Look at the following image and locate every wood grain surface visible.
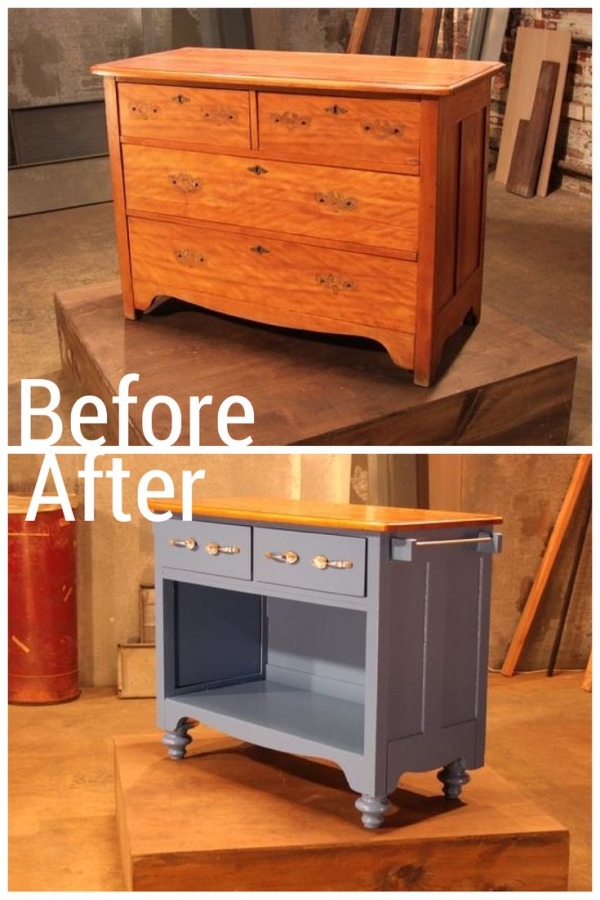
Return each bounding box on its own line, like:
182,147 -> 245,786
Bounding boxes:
114,732 -> 569,892
92,47 -> 504,96
54,281 -> 576,446
506,61 -> 560,199
122,144 -> 420,252
148,496 -> 502,530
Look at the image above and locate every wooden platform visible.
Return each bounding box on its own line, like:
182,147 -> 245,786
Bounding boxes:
114,730 -> 569,892
55,282 -> 576,445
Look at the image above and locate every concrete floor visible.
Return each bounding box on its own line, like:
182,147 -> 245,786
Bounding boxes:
8,672 -> 591,891
8,179 -> 592,446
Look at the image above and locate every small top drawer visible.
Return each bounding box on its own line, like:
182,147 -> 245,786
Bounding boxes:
253,527 -> 366,598
158,518 -> 251,580
118,82 -> 251,148
258,92 -> 421,173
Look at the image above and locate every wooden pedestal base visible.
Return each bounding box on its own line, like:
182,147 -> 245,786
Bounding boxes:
55,282 -> 575,445
114,732 -> 569,892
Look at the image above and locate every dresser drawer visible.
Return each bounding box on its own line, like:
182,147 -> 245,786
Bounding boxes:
253,528 -> 366,598
128,217 -> 417,336
118,83 -> 251,148
123,144 -> 419,254
258,92 -> 421,173
159,519 -> 251,580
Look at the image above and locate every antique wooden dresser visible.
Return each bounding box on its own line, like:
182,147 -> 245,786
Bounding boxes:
151,497 -> 502,828
92,49 -> 503,385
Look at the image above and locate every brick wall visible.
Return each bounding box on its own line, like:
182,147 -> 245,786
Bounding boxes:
439,8 -> 592,195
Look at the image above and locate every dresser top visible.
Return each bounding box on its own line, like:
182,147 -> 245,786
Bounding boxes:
91,47 -> 503,96
151,497 -> 502,532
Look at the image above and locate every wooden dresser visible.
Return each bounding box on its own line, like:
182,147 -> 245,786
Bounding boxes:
151,497 -> 502,828
92,49 -> 502,386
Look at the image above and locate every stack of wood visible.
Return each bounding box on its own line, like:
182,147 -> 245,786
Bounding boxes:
496,27 -> 572,199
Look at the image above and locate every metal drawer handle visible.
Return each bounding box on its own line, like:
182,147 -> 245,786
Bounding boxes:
312,555 -> 353,570
205,542 -> 240,556
169,538 -> 197,551
414,536 -> 494,548
264,550 -> 299,565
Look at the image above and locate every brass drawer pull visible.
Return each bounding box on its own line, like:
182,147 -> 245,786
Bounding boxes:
169,172 -> 202,193
315,191 -> 357,212
204,542 -> 240,556
172,93 -> 191,104
250,245 -> 271,255
312,555 -> 353,570
248,165 -> 269,176
264,550 -> 299,565
169,538 -> 197,551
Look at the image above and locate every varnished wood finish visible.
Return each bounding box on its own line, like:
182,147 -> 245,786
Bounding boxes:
149,496 -> 502,531
102,77 -> 135,319
122,144 -> 420,252
117,82 -> 251,147
257,92 -> 421,173
92,48 -> 504,96
128,217 -> 417,368
94,49 -> 502,384
115,734 -> 569,892
55,282 -> 575,447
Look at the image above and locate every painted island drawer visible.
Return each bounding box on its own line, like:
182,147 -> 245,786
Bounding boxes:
118,82 -> 251,147
258,92 -> 421,173
122,144 -> 419,254
160,518 -> 251,580
128,217 -> 418,337
253,527 -> 367,598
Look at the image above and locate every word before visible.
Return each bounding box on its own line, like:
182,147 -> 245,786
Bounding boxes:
21,374 -> 254,447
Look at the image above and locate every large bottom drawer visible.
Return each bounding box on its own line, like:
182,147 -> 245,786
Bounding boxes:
128,217 -> 417,366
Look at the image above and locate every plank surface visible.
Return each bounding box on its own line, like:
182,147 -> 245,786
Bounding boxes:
506,61 -> 560,199
115,732 -> 569,892
346,9 -> 371,54
148,496 -> 502,531
91,47 -> 503,96
495,27 -> 571,195
54,282 -> 576,447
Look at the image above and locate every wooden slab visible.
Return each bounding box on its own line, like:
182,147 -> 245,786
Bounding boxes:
114,731 -> 569,892
54,281 -> 576,446
495,27 -> 571,196
507,61 -> 560,199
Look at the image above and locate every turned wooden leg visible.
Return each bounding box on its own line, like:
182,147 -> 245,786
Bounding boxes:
355,794 -> 391,829
437,758 -> 471,799
162,717 -> 196,760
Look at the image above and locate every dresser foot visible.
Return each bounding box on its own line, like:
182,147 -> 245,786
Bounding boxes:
162,717 -> 196,760
355,794 -> 391,829
437,758 -> 471,799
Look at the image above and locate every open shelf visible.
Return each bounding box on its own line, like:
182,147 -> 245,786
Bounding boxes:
170,679 -> 365,756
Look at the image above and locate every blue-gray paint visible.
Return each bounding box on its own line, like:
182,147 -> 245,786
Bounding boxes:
155,513 -> 501,828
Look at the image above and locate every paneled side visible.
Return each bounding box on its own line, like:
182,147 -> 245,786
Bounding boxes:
456,107 -> 485,288
435,122 -> 460,308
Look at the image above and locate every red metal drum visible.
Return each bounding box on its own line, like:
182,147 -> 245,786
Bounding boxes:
8,495 -> 80,704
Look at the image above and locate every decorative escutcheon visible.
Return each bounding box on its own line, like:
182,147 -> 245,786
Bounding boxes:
130,102 -> 160,119
169,538 -> 197,551
264,550 -> 299,565
362,119 -> 405,140
315,191 -> 357,212
271,111 -> 311,130
172,93 -> 191,104
247,165 -> 269,176
199,106 -> 238,124
175,248 -> 206,267
325,104 -> 348,116
169,172 -> 202,193
204,542 -> 240,556
312,555 -> 353,570
250,244 -> 271,255
317,274 -> 356,295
